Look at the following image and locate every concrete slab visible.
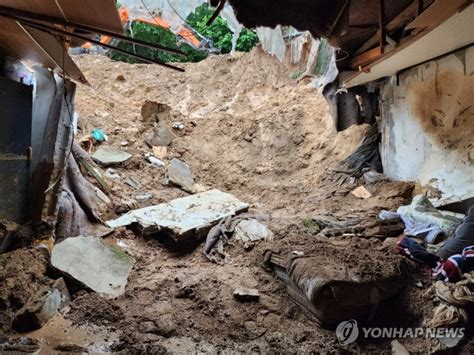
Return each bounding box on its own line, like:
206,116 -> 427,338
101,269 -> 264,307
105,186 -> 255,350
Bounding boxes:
106,189 -> 249,240
51,236 -> 133,297
92,146 -> 132,167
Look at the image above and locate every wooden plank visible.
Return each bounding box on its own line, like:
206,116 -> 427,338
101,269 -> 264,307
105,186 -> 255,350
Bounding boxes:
406,0 -> 469,30
350,46 -> 383,68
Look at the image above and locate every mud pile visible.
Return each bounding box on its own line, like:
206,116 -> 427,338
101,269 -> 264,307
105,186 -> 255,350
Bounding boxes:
74,49 -> 369,219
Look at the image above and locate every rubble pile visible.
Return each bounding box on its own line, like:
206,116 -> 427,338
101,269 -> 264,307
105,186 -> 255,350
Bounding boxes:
0,49 -> 472,354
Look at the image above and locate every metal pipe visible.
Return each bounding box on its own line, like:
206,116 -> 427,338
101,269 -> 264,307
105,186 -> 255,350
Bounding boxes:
0,5 -> 185,56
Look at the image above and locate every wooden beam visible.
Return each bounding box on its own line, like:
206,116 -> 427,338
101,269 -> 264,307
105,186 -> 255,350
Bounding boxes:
354,1 -> 420,55
350,46 -> 384,69
378,0 -> 386,53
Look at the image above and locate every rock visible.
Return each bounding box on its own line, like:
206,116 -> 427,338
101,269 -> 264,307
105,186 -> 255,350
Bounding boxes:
152,146 -> 168,160
141,101 -> 172,123
172,122 -> 184,130
155,314 -> 177,338
54,343 -> 89,353
12,278 -> 70,332
145,123 -> 174,147
106,189 -> 249,241
233,288 -> 260,302
165,158 -> 196,193
135,193 -> 154,203
92,147 -> 132,167
51,236 -> 134,297
125,177 -> 140,190
351,185 -> 372,199
391,340 -> 409,355
234,219 -> 274,244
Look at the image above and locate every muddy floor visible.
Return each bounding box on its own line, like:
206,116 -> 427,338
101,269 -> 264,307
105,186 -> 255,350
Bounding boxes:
1,49 -> 473,353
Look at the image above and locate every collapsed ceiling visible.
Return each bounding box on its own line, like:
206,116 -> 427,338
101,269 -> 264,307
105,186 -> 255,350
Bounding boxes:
226,0 -> 470,73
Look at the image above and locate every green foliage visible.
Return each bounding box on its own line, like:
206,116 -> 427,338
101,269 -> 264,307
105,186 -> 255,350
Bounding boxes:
111,3 -> 258,64
112,22 -> 207,64
187,4 -> 258,54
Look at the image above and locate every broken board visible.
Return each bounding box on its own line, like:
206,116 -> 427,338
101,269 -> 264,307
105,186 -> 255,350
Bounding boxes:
106,189 -> 249,240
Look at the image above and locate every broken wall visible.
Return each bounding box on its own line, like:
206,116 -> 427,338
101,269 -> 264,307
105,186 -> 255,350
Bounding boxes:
380,45 -> 474,207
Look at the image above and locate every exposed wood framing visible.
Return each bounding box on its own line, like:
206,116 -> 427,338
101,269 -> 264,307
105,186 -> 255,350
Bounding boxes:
378,0 -> 386,53
350,46 -> 383,69
354,1 -> 420,55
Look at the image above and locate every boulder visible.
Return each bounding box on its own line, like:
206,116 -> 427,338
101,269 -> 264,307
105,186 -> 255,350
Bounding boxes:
145,123 -> 174,147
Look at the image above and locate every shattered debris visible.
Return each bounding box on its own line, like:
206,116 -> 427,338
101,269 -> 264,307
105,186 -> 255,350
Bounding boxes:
51,236 -> 134,297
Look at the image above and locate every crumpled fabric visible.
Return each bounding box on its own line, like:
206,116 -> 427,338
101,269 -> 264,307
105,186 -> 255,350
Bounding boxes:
426,273 -> 474,329
380,196 -> 465,244
434,273 -> 474,306
203,213 -> 257,262
427,304 -> 468,328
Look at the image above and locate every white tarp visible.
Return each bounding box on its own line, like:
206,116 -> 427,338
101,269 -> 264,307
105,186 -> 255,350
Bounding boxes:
256,26 -> 286,62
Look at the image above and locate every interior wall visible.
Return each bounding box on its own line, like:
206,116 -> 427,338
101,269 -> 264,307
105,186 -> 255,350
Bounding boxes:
380,46 -> 474,207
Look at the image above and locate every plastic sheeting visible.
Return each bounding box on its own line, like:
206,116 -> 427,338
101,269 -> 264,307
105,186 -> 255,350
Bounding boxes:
256,26 -> 286,62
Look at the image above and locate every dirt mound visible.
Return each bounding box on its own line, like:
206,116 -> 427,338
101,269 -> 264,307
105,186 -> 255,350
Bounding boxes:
66,50 -> 434,353
0,248 -> 50,335
74,49 -> 368,219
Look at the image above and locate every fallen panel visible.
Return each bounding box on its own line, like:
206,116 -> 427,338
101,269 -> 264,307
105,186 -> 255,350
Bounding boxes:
106,189 -> 249,240
51,236 -> 133,297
